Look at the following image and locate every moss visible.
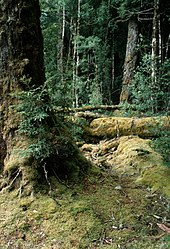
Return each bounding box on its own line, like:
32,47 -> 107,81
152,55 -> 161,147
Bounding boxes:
0,116 -> 169,248
0,169 -> 169,249
86,116 -> 169,138
4,138 -> 32,172
87,135 -> 170,197
138,166 -> 170,196
19,197 -> 34,211
29,196 -> 59,216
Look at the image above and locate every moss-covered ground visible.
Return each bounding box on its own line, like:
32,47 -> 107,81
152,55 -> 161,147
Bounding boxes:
0,161 -> 170,248
0,115 -> 170,249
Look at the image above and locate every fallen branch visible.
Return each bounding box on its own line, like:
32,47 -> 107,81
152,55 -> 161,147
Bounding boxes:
54,105 -> 120,114
74,111 -> 107,120
157,223 -> 170,234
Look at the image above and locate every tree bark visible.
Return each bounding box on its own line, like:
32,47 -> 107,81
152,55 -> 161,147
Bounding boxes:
151,0 -> 159,86
57,3 -> 65,83
0,0 -> 89,193
120,17 -> 138,102
0,0 -> 45,169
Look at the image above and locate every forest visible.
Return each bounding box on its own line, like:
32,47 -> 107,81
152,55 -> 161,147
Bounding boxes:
41,0 -> 170,110
0,0 -> 170,248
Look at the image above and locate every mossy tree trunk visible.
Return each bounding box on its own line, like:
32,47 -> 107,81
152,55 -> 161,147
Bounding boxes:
0,0 -> 88,194
0,0 -> 45,192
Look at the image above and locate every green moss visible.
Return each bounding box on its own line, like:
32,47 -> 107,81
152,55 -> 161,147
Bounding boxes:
0,134 -> 170,249
19,197 -> 33,211
86,116 -> 169,138
91,135 -> 170,198
0,115 -> 165,248
138,166 -> 170,196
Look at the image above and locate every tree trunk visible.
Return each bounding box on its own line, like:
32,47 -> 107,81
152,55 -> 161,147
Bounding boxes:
57,3 -> 65,84
0,0 -> 44,181
151,0 -> 159,85
150,0 -> 160,113
84,116 -> 169,139
72,0 -> 81,108
120,17 -> 138,102
160,0 -> 170,61
0,0 -> 89,194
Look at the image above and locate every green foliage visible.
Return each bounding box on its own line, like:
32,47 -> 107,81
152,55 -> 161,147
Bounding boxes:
152,130 -> 170,165
68,117 -> 88,142
14,81 -> 88,181
15,85 -> 54,161
88,82 -> 103,106
40,0 -> 122,107
40,0 -> 170,108
129,55 -> 170,164
161,236 -> 170,249
40,0 -> 73,107
130,55 -> 170,114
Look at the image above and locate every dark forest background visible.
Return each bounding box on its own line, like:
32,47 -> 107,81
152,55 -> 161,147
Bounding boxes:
40,0 -> 170,114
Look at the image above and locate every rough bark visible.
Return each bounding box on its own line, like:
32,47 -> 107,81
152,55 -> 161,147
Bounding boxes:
0,0 -> 89,193
120,17 -> 138,102
0,0 -> 44,169
0,0 -> 45,193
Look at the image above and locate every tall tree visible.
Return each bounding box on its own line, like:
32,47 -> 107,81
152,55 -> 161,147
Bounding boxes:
0,0 -> 45,185
40,0 -> 169,107
120,17 -> 139,102
151,0 -> 159,85
0,0 -> 88,194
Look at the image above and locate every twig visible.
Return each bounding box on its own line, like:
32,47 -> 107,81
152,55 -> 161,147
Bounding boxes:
8,169 -> 21,189
43,163 -> 52,195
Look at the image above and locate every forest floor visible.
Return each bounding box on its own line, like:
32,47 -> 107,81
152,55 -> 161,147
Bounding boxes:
0,115 -> 170,249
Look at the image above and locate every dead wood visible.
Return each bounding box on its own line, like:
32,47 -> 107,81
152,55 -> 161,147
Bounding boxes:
54,105 -> 120,114
84,116 -> 170,139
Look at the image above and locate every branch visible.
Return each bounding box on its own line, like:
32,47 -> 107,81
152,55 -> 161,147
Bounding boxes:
54,105 -> 120,114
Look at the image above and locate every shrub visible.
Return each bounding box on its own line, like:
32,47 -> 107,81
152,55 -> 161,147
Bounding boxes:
130,55 -> 170,115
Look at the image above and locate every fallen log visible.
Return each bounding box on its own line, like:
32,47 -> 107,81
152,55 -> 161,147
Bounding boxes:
74,111 -> 107,121
54,105 -> 120,114
84,116 -> 170,138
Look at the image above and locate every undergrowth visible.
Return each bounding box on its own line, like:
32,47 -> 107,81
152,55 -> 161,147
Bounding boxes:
152,130 -> 170,166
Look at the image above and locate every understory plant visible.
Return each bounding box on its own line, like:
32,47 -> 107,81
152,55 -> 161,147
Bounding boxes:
11,80 -> 89,185
15,84 -> 54,161
128,55 -> 170,165
152,129 -> 170,166
129,55 -> 170,115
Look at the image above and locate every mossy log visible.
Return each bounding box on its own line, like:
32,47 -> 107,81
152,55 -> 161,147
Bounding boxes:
84,116 -> 170,138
